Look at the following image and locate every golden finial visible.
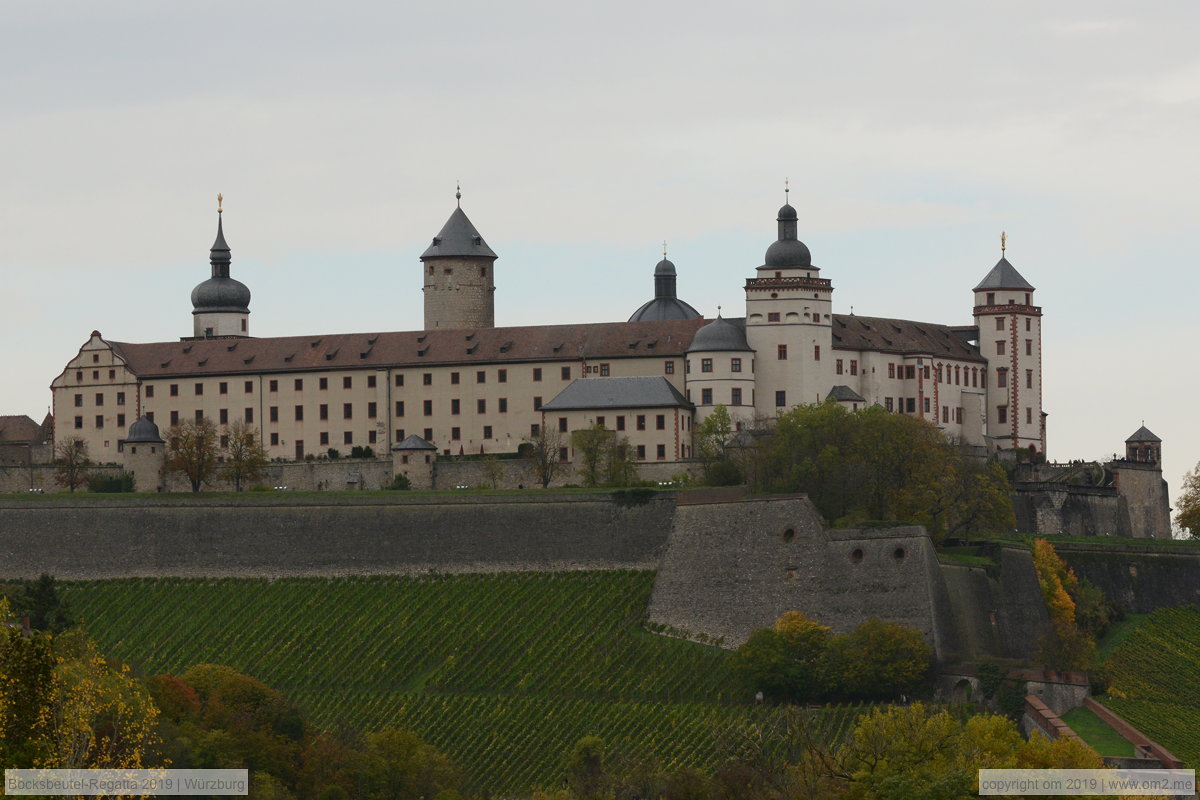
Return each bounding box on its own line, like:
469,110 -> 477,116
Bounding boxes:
662,240 -> 668,259
1001,230 -> 1006,253
217,193 -> 223,214
784,177 -> 789,200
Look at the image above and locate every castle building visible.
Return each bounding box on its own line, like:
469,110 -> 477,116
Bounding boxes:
49,190 -> 1046,471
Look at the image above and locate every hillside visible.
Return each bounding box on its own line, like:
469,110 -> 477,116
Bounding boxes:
63,571 -> 844,794
1099,605 -> 1200,766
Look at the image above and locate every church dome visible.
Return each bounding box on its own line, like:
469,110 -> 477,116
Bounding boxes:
125,415 -> 164,444
764,238 -> 812,268
687,316 -> 752,352
628,252 -> 700,322
654,258 -> 676,276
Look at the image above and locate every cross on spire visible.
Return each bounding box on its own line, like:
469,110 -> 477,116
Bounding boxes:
662,240 -> 668,259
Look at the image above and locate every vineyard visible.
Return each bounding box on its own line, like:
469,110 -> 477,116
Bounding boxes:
1100,605 -> 1200,766
62,572 -> 866,793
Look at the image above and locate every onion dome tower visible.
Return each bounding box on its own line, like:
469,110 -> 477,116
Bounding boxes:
420,185 -> 498,330
628,243 -> 701,322
191,194 -> 251,338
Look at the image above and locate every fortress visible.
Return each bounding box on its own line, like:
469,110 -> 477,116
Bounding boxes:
47,187 -> 1046,487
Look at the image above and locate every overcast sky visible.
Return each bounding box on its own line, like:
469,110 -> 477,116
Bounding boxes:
4,1 -> 1198,515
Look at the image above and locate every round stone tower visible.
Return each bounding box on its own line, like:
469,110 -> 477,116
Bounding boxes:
420,188 -> 497,330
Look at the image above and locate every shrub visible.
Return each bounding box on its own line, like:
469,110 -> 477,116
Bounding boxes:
86,471 -> 135,493
387,474 -> 412,491
326,448 -> 341,460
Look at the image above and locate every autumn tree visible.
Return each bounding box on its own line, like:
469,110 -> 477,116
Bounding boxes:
1031,538 -> 1097,671
1176,462 -> 1200,536
479,454 -> 504,489
523,424 -> 566,489
220,420 -> 269,491
824,617 -> 932,700
52,436 -> 91,492
733,611 -> 834,703
166,416 -> 220,492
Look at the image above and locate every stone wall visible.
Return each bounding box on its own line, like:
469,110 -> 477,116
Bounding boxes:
647,497 -> 959,658
0,493 -> 675,580
1012,484 -> 1130,538
1054,541 -> 1200,613
1110,462 -> 1172,540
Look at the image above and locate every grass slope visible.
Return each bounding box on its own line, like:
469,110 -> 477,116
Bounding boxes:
63,571 -> 819,793
1099,606 -> 1200,766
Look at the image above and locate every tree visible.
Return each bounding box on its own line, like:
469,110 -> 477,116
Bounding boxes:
1176,463 -> 1200,536
523,424 -> 565,489
824,617 -> 931,700
16,574 -> 75,633
572,424 -> 612,487
479,454 -> 504,489
694,404 -> 736,483
53,436 -> 91,492
221,420 -> 269,491
733,611 -> 834,703
166,417 -> 220,492
603,436 -> 639,487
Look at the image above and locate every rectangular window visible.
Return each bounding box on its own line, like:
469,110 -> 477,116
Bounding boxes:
923,397 -> 930,413
767,312 -> 781,322
656,414 -> 665,430
395,401 -> 405,417
906,365 -> 916,379
295,405 -> 304,421
995,317 -> 1005,330
294,378 -> 303,391
424,399 -> 433,416
942,406 -> 949,423
343,403 -> 353,419
95,392 -> 105,406
731,387 -> 742,405
367,402 -> 377,419
885,397 -> 894,412
956,407 -> 963,424
342,376 -> 352,389
530,423 -> 540,437
96,414 -> 105,429
451,398 -> 461,415
367,375 -> 376,388
533,368 -> 542,381
656,444 -> 666,460
561,366 -> 571,380
477,399 -> 486,414
849,359 -> 858,376
451,372 -> 460,385
906,398 -> 916,413
344,431 -> 353,445
596,416 -> 605,427
117,413 -> 126,427
775,390 -> 786,407
636,444 -> 646,460
269,380 -> 278,392
814,345 -> 820,361
476,370 -> 485,384
170,384 -> 179,396
245,408 -> 253,423
558,417 -> 568,432
498,398 -> 508,413
271,432 -> 279,446
219,408 -> 228,425
888,363 -> 895,379
483,425 -> 493,439
996,340 -> 1006,355
534,396 -> 543,410
701,388 -> 713,405
394,429 -> 404,442
245,381 -> 253,393
559,447 -> 569,463
108,368 -> 115,379
320,404 -> 329,420
616,415 -> 625,431
321,377 -> 329,390
74,394 -> 83,407
394,374 -> 403,387
997,370 -> 1008,388
1026,370 -> 1033,389
320,432 -> 329,446
270,406 -> 279,422
451,427 -> 461,440
218,383 -> 227,395
701,358 -> 713,373
146,385 -> 155,398
923,366 -> 930,379
423,373 -> 432,386
836,359 -> 843,375
664,361 -> 675,374
599,363 -> 609,376
731,357 -> 741,373
998,406 -> 1008,423
1026,339 -> 1032,356
1026,407 -> 1032,424
777,344 -> 788,360
74,416 -> 83,429
498,369 -> 507,383
194,410 -> 203,423
424,428 -> 433,441
636,415 -> 646,431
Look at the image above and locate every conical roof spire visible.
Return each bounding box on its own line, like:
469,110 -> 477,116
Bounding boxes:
420,189 -> 498,259
210,193 -> 231,278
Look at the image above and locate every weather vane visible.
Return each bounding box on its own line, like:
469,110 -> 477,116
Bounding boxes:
217,193 -> 223,214
1001,231 -> 1006,253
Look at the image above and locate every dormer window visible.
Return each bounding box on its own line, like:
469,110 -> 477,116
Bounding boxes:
432,236 -> 441,245
472,236 -> 482,245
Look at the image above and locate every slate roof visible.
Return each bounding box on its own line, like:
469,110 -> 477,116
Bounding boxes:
973,257 -> 1035,291
105,318 -> 709,379
628,296 -> 701,322
831,315 -> 987,362
393,434 -> 437,451
826,385 -> 866,403
688,316 -> 752,352
541,376 -> 692,411
420,207 -> 498,259
1126,425 -> 1161,443
0,415 -> 40,444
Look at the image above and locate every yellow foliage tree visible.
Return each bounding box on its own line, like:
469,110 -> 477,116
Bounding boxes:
1176,463 -> 1200,536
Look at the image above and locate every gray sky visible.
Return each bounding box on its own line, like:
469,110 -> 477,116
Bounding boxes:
4,1 -> 1198,513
